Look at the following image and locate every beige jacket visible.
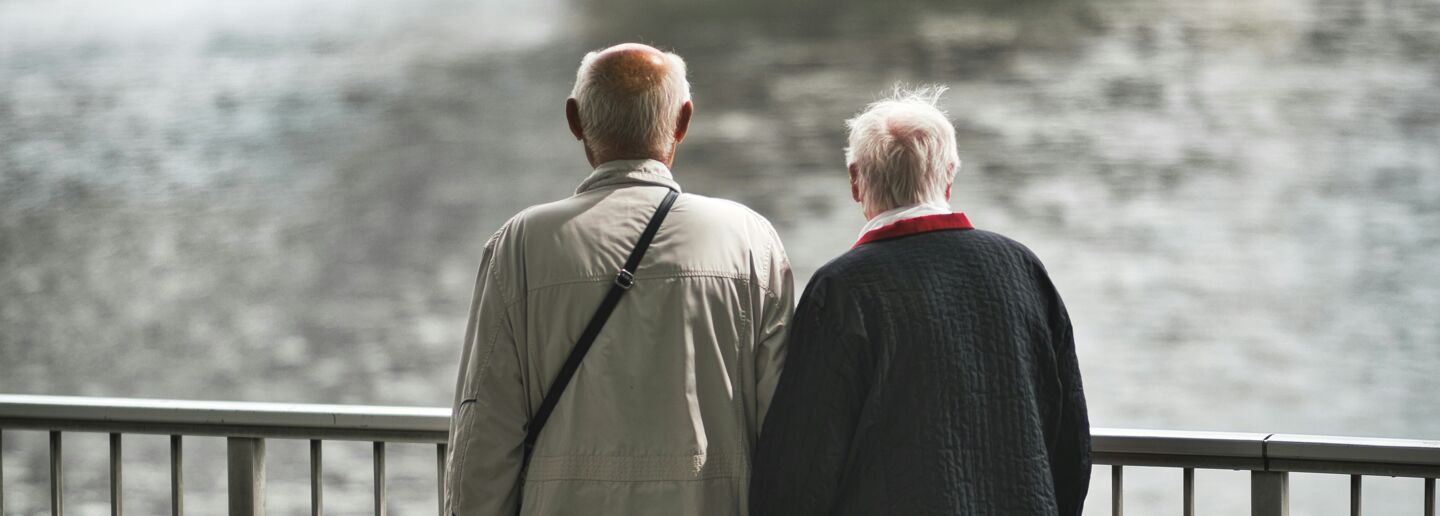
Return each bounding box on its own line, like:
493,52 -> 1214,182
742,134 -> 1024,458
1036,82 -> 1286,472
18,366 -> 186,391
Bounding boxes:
445,159 -> 794,516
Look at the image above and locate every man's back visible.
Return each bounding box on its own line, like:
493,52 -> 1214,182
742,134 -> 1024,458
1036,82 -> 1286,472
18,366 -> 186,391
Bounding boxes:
447,159 -> 792,515
751,228 -> 1089,516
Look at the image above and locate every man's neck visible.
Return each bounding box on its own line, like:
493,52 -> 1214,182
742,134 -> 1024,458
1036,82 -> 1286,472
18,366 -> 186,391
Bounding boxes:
587,152 -> 672,169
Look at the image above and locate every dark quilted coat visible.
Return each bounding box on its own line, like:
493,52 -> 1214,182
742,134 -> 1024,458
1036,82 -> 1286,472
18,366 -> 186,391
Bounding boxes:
750,227 -> 1091,516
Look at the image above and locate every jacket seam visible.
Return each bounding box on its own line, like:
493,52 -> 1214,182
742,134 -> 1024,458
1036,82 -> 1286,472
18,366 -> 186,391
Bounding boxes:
450,294 -> 522,499
447,400 -> 478,509
523,452 -> 751,482
523,476 -> 748,484
572,175 -> 681,197
526,271 -> 750,293
463,297 -> 523,400
735,287 -> 754,471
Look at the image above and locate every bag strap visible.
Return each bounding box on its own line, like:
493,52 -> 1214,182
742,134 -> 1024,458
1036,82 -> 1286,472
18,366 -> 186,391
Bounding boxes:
521,187 -> 680,464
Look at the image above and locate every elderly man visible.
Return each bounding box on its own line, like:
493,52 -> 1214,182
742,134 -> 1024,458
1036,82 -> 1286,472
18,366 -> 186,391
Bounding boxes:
750,87 -> 1091,516
445,43 -> 793,515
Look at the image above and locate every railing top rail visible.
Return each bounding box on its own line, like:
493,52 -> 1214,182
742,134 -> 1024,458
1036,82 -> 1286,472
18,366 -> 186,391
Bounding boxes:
1090,428 -> 1440,477
1267,433 -> 1440,466
1092,428 -> 1270,459
1089,428 -> 1440,466
0,394 -> 450,442
0,394 -> 450,430
2,394 -> 1437,472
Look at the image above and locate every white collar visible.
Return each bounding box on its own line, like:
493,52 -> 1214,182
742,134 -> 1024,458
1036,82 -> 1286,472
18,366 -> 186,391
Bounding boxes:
575,159 -> 681,195
858,201 -> 954,240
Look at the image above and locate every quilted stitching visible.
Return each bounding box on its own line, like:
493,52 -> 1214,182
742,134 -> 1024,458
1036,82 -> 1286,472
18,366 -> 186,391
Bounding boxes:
752,228 -> 1092,516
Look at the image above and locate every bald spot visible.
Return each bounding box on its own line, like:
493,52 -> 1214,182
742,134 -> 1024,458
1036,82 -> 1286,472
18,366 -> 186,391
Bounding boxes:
884,109 -> 927,141
589,44 -> 671,95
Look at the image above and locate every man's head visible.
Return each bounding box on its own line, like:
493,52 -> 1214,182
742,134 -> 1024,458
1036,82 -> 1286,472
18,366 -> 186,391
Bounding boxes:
845,86 -> 961,218
567,43 -> 693,167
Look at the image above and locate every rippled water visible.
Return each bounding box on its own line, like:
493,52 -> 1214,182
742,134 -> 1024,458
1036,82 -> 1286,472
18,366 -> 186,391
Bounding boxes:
3,0 -> 1438,514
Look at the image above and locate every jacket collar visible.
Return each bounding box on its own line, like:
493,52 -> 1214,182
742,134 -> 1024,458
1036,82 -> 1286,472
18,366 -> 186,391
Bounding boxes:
857,201 -> 953,241
854,212 -> 974,248
575,159 -> 682,195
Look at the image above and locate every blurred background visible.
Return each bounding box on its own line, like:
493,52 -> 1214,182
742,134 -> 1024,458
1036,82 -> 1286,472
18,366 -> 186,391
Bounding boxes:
2,0 -> 1438,513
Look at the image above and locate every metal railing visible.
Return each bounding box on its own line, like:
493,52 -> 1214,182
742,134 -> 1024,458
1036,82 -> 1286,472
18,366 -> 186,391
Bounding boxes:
0,395 -> 449,516
1093,428 -> 1440,516
2,394 -> 1438,516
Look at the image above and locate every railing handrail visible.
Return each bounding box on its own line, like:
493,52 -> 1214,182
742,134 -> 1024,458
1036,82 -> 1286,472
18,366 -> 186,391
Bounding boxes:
2,394 -> 1438,473
1090,426 -> 1440,477
0,394 -> 450,443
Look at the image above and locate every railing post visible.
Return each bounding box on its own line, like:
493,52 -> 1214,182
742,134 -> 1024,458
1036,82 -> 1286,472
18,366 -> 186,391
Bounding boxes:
1350,475 -> 1362,516
50,430 -> 63,516
374,442 -> 387,516
1,429 -> 5,514
110,433 -> 123,516
310,440 -> 323,516
1425,478 -> 1435,516
1111,465 -> 1123,516
1183,467 -> 1195,516
228,437 -> 266,516
171,435 -> 184,516
436,443 -> 447,516
1252,471 -> 1289,516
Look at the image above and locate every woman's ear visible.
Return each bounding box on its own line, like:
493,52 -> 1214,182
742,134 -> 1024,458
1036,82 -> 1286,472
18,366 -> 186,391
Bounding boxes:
945,161 -> 956,200
849,163 -> 862,204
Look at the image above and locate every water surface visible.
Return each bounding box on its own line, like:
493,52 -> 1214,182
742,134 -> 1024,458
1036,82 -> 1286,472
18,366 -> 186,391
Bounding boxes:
3,0 -> 1438,513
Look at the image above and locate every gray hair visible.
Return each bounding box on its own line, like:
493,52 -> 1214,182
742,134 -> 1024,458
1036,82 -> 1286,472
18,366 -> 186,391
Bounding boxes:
570,48 -> 692,158
845,85 -> 961,213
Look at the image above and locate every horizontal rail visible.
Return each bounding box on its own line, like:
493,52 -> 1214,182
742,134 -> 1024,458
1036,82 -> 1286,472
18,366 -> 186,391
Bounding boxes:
0,394 -> 449,443
0,395 -> 449,516
2,395 -> 1438,474
1268,433 -> 1440,477
1091,427 -> 1440,477
1092,428 -> 1271,470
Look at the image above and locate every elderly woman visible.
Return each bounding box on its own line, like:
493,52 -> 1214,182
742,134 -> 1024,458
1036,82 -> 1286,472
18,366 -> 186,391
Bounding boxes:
751,87 -> 1091,516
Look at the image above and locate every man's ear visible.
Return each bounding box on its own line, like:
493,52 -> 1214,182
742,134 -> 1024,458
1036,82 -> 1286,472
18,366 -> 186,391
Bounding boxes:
566,98 -> 584,141
849,163 -> 862,204
674,100 -> 693,144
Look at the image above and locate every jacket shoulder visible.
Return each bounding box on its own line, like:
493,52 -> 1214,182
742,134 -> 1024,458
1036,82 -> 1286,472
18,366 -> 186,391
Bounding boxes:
970,228 -> 1046,261
677,193 -> 790,292
967,229 -> 1054,275
681,193 -> 783,238
482,204 -> 542,250
677,193 -> 787,253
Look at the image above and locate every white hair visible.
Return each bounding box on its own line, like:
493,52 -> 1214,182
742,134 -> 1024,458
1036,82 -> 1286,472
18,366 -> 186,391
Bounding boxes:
570,48 -> 691,158
845,85 -> 962,213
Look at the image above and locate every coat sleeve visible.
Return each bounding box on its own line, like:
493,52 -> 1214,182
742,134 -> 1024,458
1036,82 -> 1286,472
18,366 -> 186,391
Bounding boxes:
750,277 -> 869,516
445,226 -> 529,516
1049,293 -> 1092,516
752,230 -> 795,431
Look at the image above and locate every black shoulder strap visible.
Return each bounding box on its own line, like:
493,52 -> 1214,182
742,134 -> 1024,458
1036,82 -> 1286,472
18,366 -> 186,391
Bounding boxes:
521,188 -> 679,464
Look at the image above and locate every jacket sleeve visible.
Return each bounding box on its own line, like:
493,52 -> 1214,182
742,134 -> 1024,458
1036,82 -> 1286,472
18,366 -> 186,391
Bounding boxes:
750,278 -> 869,516
1049,295 -> 1092,516
753,231 -> 794,431
445,227 -> 529,516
